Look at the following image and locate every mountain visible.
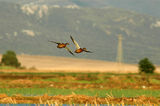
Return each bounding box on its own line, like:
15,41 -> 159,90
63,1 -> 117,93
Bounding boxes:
0,0 -> 160,17
0,1 -> 160,64
72,0 -> 160,18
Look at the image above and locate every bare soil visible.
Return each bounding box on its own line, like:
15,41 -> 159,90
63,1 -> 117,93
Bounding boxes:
0,54 -> 160,73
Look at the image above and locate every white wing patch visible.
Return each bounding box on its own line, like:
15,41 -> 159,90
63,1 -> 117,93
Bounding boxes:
70,36 -> 81,49
65,47 -> 74,56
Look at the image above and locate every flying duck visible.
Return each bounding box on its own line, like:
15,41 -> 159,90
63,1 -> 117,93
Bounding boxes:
70,36 -> 92,53
48,40 -> 74,56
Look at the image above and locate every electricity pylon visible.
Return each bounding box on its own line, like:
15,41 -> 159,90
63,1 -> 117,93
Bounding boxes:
116,34 -> 123,64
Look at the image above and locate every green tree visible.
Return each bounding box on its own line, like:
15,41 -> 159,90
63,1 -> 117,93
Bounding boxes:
138,58 -> 155,74
0,50 -> 21,68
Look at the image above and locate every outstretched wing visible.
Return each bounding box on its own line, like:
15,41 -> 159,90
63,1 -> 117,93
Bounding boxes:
65,47 -> 75,56
48,40 -> 60,44
70,36 -> 80,49
84,50 -> 93,53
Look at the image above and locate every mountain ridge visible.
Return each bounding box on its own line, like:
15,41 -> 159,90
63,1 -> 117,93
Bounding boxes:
0,1 -> 160,64
0,0 -> 160,17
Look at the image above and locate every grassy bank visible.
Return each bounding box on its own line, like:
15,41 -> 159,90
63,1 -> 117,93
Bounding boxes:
0,88 -> 160,98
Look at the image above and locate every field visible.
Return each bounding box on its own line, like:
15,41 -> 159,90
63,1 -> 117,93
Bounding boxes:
0,55 -> 160,104
0,72 -> 160,104
1,54 -> 160,73
0,54 -> 140,73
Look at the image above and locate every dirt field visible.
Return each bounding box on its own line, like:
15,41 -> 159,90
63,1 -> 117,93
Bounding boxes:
0,54 -> 160,73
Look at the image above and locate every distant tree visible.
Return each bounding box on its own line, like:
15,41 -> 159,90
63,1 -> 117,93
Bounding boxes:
0,50 -> 21,68
138,58 -> 155,74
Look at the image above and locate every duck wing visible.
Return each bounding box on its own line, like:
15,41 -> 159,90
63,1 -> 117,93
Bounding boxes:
48,40 -> 60,44
84,50 -> 93,53
65,46 -> 75,56
70,36 -> 80,49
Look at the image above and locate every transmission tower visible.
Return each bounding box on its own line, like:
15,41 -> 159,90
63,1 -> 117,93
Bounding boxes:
116,34 -> 123,64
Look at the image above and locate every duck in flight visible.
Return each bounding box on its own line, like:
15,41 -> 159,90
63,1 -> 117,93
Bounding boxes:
48,40 -> 74,56
70,36 -> 92,53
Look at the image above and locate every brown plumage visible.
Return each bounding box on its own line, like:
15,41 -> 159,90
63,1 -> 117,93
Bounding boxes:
48,40 -> 74,56
70,36 -> 92,53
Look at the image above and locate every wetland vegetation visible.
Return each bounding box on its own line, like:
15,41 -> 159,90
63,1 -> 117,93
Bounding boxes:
0,71 -> 160,104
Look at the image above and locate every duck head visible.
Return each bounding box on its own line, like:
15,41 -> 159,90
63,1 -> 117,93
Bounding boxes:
82,48 -> 87,51
65,43 -> 69,45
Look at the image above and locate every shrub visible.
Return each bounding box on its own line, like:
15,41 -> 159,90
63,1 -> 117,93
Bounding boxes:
138,58 -> 155,74
0,50 -> 21,68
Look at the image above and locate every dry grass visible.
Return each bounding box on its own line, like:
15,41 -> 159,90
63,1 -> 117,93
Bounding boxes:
0,72 -> 160,89
0,54 -> 160,105
0,54 -> 160,73
0,54 -> 140,73
1,54 -> 160,73
0,93 -> 159,105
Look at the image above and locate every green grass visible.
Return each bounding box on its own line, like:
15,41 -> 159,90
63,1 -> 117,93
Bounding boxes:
0,71 -> 160,76
0,88 -> 160,98
41,78 -> 61,82
150,79 -> 160,84
41,78 -> 107,84
0,66 -> 16,69
72,80 -> 106,84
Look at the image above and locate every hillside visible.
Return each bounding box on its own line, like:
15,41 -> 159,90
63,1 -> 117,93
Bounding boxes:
0,0 -> 160,17
0,2 -> 160,64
